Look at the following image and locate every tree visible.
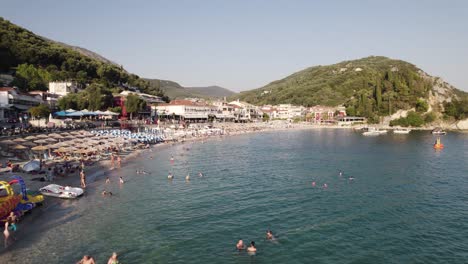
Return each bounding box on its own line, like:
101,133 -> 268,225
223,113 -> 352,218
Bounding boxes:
262,113 -> 270,122
29,104 -> 51,119
415,99 -> 429,113
125,94 -> 146,120
375,81 -> 382,109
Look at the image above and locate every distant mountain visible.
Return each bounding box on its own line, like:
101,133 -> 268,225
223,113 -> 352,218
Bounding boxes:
236,56 -> 467,122
144,79 -> 236,99
186,85 -> 236,98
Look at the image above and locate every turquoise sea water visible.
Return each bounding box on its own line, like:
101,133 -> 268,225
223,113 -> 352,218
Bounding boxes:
2,129 -> 468,263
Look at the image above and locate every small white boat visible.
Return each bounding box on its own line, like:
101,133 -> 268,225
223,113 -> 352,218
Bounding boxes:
393,128 -> 411,134
39,184 -> 84,199
362,127 -> 386,136
432,128 -> 447,135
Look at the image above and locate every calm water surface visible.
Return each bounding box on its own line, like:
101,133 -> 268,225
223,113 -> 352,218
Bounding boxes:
2,129 -> 468,263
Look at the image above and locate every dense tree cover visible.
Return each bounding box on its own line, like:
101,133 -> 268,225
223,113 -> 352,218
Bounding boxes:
443,98 -> 468,120
0,17 -> 165,100
29,104 -> 51,119
125,94 -> 146,119
57,83 -> 113,111
236,56 -> 437,120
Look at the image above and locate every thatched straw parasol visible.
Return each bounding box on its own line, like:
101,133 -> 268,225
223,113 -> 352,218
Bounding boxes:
34,139 -> 48,144
45,138 -> 58,143
22,141 -> 37,147
12,138 -> 26,143
35,134 -> 49,139
0,139 -> 16,145
24,136 -> 36,140
11,144 -> 27,150
31,145 -> 50,151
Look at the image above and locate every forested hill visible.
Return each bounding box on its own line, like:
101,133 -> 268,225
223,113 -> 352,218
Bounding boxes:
0,17 -> 163,98
236,56 -> 467,122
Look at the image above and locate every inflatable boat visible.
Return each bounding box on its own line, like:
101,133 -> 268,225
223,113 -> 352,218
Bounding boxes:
39,184 -> 84,199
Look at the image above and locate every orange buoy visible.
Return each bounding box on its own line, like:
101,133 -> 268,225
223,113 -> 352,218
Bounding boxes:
433,137 -> 444,149
433,143 -> 444,149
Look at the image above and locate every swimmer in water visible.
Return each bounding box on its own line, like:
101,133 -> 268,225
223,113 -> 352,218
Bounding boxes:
119,176 -> 124,184
312,181 -> 316,187
266,230 -> 274,240
323,183 -> 328,188
236,239 -> 245,250
185,174 -> 190,181
247,241 -> 257,252
105,177 -> 110,184
198,172 -> 203,177
339,171 -> 343,176
101,190 -> 112,196
349,176 -> 355,181
168,173 -> 173,179
170,156 -> 174,162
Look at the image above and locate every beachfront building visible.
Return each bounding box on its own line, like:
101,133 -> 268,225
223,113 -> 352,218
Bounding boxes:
48,81 -> 81,97
260,105 -> 278,119
276,104 -> 305,120
307,105 -> 346,124
336,116 -> 366,126
212,100 -> 236,121
29,91 -> 61,108
228,100 -> 261,122
154,100 -> 218,122
0,87 -> 42,122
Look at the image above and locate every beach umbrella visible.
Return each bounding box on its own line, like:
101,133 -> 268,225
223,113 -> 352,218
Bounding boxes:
31,145 -> 50,151
34,139 -> 48,144
23,160 -> 41,172
70,131 -> 81,135
48,144 -> 61,149
45,138 -> 58,143
66,109 -> 76,112
0,139 -> 16,145
55,147 -> 68,153
11,144 -> 27,150
54,142 -> 69,147
24,136 -> 36,140
22,142 -> 37,147
12,138 -> 26,143
35,134 -> 49,139
48,133 -> 64,139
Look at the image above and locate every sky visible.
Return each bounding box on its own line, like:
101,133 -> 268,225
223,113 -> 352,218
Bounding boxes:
2,0 -> 468,92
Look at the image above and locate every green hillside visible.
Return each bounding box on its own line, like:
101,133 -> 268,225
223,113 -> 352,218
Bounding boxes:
236,56 -> 467,122
0,17 -> 165,110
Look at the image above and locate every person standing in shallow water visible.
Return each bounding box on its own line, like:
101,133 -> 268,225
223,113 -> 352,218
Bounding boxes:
77,255 -> 95,264
247,241 -> 257,252
80,169 -> 86,188
3,221 -> 10,248
117,156 -> 122,168
107,252 -> 119,264
236,240 -> 245,250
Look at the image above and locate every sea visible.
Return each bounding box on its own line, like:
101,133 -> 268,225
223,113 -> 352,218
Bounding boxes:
1,129 -> 467,263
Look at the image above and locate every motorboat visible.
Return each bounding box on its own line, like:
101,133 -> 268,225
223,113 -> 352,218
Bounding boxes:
39,184 -> 84,199
393,128 -> 411,134
432,127 -> 447,135
362,127 -> 387,136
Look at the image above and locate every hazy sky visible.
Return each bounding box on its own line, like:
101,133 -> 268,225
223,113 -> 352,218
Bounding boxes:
2,0 -> 468,91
